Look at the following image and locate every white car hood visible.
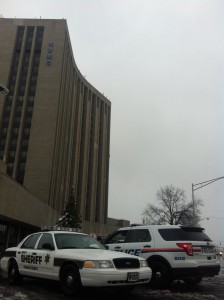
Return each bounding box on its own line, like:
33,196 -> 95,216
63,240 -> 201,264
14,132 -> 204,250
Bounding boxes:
55,249 -> 143,261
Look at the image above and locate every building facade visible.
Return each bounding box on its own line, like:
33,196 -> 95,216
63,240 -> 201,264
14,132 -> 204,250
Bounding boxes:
0,18 -> 126,250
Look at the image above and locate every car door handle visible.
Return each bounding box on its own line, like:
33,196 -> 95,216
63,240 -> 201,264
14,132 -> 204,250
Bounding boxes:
114,246 -> 121,249
143,245 -> 151,248
18,251 -> 21,254
32,252 -> 37,255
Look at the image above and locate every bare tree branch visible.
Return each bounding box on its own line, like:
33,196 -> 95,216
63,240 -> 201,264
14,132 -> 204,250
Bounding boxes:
142,185 -> 203,225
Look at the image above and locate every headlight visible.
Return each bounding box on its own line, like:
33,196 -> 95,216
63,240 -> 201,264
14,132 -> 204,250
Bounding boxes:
83,260 -> 114,269
140,260 -> 148,268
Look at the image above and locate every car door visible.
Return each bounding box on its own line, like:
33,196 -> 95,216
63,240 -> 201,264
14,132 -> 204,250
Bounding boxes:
105,229 -> 153,257
17,233 -> 42,276
125,229 -> 153,257
34,233 -> 55,279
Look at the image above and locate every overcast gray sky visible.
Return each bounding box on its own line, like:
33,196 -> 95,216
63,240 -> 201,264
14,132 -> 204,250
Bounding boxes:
1,0 -> 224,244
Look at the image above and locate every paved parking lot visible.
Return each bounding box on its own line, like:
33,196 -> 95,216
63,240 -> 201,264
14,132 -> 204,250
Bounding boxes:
0,258 -> 223,300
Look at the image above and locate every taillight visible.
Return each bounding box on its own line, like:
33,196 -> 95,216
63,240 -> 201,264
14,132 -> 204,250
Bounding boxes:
176,243 -> 193,256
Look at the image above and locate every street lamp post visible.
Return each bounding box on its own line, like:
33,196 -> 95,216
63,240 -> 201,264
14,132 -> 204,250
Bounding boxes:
192,176 -> 224,226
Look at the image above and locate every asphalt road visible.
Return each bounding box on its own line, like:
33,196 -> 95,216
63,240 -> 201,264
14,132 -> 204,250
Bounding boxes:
0,258 -> 223,300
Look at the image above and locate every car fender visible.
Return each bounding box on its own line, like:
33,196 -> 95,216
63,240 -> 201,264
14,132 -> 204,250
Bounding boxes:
147,255 -> 172,272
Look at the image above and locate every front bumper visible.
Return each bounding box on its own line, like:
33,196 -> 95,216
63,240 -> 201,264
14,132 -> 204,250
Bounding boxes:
80,267 -> 152,287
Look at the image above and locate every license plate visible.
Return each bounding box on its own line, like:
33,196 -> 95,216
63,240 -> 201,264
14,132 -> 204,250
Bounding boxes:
127,272 -> 139,282
201,247 -> 215,254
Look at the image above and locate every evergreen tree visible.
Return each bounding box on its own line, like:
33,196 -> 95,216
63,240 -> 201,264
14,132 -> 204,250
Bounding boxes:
56,187 -> 82,229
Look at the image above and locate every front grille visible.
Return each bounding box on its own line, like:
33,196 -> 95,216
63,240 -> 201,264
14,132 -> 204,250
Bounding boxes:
113,258 -> 140,269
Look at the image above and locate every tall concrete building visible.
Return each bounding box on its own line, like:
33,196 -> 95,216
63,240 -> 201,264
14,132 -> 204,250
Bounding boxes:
0,18 -> 127,250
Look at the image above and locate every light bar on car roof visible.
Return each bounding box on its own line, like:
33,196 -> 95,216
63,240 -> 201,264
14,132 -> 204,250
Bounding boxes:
41,226 -> 82,232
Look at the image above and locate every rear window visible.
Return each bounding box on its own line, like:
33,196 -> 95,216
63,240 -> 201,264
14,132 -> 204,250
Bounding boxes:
158,227 -> 212,241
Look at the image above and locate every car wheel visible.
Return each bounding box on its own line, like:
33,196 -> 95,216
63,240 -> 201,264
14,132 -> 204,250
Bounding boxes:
8,261 -> 22,285
60,264 -> 81,296
149,261 -> 172,289
184,276 -> 203,285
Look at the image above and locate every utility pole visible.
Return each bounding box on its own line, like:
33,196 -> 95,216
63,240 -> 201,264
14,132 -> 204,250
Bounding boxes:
192,176 -> 224,226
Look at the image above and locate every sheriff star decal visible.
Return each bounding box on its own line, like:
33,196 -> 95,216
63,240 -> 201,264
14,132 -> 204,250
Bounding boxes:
44,254 -> 51,264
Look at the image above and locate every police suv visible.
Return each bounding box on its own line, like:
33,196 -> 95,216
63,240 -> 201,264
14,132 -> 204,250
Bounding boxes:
104,224 -> 221,289
0,229 -> 151,295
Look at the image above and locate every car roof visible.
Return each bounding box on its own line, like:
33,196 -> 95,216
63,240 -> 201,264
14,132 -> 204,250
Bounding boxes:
35,231 -> 86,235
117,224 -> 204,231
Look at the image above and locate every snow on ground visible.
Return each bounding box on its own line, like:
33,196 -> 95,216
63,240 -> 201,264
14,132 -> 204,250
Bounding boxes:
142,289 -> 218,300
0,284 -> 220,300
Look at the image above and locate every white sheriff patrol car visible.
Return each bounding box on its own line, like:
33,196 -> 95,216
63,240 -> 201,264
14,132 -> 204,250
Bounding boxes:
0,229 -> 151,295
104,225 -> 221,289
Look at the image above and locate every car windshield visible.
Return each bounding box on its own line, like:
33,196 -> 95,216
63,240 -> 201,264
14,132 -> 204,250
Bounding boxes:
54,233 -> 106,250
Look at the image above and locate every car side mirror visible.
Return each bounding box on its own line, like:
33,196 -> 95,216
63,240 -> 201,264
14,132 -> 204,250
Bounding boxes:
104,245 -> 109,250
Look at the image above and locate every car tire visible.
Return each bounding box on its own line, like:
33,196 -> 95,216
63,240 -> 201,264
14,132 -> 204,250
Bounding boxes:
8,260 -> 22,285
149,261 -> 172,289
60,264 -> 81,296
184,276 -> 203,285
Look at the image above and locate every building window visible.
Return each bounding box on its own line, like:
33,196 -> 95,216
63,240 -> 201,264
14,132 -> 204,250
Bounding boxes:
20,151 -> 27,159
16,106 -> 22,112
14,117 -> 20,126
12,128 -> 19,137
21,140 -> 28,147
0,138 -> 6,145
23,128 -> 30,136
9,151 -> 15,157
25,116 -> 31,122
16,26 -> 25,50
28,96 -> 34,103
17,96 -> 24,103
11,139 -> 17,146
7,163 -> 14,173
18,163 -> 25,171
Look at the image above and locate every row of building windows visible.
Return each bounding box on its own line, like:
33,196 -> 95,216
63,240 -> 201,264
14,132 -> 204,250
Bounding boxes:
0,26 -> 44,183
